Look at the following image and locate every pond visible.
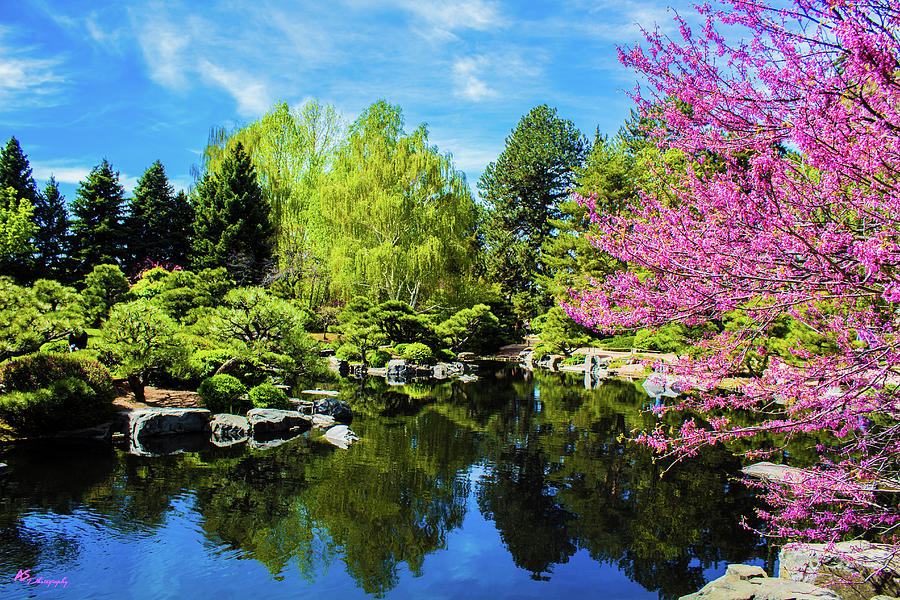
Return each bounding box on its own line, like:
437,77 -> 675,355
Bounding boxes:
0,363 -> 772,599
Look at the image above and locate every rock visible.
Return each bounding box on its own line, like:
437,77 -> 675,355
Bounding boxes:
127,408 -> 212,440
300,389 -> 339,397
249,430 -> 306,451
246,408 -> 312,437
0,463 -> 8,477
130,432 -> 210,456
547,355 -> 562,371
386,359 -> 410,385
312,399 -> 352,423
290,398 -> 316,415
433,363 -> 449,379
311,414 -> 336,429
459,374 -> 478,383
347,363 -> 366,378
323,424 -> 359,449
457,352 -> 475,361
742,462 -> 815,485
780,541 -> 900,600
327,356 -> 349,377
680,563 -> 843,600
206,414 -> 250,447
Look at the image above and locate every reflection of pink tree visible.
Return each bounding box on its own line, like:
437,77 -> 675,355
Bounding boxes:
566,0 -> 900,544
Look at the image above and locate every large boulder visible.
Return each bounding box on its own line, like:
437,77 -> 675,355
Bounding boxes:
780,541 -> 900,600
127,408 -> 211,440
206,414 -> 250,447
323,424 -> 359,449
246,408 -> 311,437
680,564 -> 842,600
312,399 -> 352,423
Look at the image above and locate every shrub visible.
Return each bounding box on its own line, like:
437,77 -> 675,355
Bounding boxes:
248,382 -> 291,410
394,343 -> 410,357
336,343 -> 361,361
198,374 -> 247,414
0,376 -> 113,434
367,348 -> 392,368
0,352 -> 114,397
436,348 -> 456,362
402,342 -> 433,364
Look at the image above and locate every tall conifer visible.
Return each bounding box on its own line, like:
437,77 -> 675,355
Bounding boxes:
70,159 -> 127,277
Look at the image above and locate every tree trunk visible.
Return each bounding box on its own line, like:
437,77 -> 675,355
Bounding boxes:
128,374 -> 145,403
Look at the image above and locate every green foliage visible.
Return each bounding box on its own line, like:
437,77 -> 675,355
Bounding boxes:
368,300 -> 436,346
317,100 -> 477,307
598,333 -> 636,350
436,303 -> 500,353
478,105 -> 588,298
125,161 -> 193,270
69,159 -> 127,278
248,382 -> 291,410
32,177 -> 69,281
336,344 -> 361,361
0,352 -> 114,434
0,187 -> 35,274
367,348 -> 392,368
435,348 -> 456,362
633,323 -> 691,353
79,264 -> 131,326
191,142 -> 274,284
131,266 -> 233,324
0,278 -> 83,362
401,342 -> 433,364
394,343 -> 410,356
198,374 -> 247,414
100,299 -> 185,401
532,307 -> 595,357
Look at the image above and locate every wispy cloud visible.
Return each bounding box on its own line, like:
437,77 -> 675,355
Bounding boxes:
31,163 -> 91,185
453,56 -> 499,102
200,60 -> 271,117
0,27 -> 67,110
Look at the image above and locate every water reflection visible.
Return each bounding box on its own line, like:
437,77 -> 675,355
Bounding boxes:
0,364 -> 769,599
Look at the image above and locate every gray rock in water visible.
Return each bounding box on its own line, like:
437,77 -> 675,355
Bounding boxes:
680,563 -> 843,600
290,398 -> 316,415
311,414 -> 336,429
312,399 -> 352,423
457,352 -> 475,361
327,356 -> 349,377
247,408 -> 311,437
130,432 -> 210,456
128,408 -> 212,440
249,430 -> 307,451
0,463 -> 8,477
742,462 -> 814,485
206,414 -> 250,447
347,363 -> 366,378
386,359 -> 410,385
780,541 -> 900,600
323,424 -> 359,449
433,363 -> 449,379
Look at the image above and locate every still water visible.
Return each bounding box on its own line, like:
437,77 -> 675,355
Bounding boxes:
0,364 -> 769,599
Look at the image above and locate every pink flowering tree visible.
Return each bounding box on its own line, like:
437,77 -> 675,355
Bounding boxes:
566,0 -> 900,544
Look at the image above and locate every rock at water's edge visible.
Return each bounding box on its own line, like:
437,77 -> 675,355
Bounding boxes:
780,541 -> 900,600
680,563 -> 842,600
323,424 -> 359,449
312,399 -> 352,423
246,408 -> 311,437
206,414 -> 250,446
128,408 -> 212,440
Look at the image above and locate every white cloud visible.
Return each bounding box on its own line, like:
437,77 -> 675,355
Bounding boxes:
452,56 -> 499,102
31,163 -> 91,185
199,59 -> 271,117
135,18 -> 190,89
0,28 -> 66,110
403,0 -> 502,31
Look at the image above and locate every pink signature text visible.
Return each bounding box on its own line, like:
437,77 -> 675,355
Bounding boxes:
14,569 -> 69,588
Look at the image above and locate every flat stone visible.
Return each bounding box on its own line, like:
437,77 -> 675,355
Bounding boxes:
680,563 -> 843,600
290,398 -> 316,415
249,430 -> 306,451
246,408 -> 311,437
311,414 -> 336,429
300,389 -> 339,397
780,541 -> 900,600
206,414 -> 250,446
742,462 -> 814,484
457,352 -> 475,361
128,408 -> 212,440
323,424 -> 359,449
327,356 -> 349,377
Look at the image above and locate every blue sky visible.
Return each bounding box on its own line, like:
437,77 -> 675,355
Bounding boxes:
1,0 -> 692,203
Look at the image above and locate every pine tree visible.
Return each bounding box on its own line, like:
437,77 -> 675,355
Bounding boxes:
70,159 -> 127,278
0,137 -> 39,280
125,161 -> 193,271
33,176 -> 69,280
191,143 -> 273,283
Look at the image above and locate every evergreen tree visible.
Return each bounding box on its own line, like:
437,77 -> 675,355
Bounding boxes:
33,176 -> 69,281
70,159 -> 127,277
191,143 -> 273,283
478,105 -> 588,302
0,137 -> 39,280
125,161 -> 194,271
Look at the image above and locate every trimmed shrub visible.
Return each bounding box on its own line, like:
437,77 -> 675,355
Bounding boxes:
248,382 -> 291,410
336,343 -> 361,361
436,348 -> 456,362
367,348 -> 392,368
198,374 -> 248,414
0,352 -> 114,397
402,342 -> 433,364
394,343 -> 410,357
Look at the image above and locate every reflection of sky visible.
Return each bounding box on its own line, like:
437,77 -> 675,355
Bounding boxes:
3,468 -> 659,600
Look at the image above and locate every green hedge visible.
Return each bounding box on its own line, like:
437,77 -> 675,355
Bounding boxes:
402,343 -> 433,364
367,349 -> 392,368
248,382 -> 291,410
198,374 -> 247,414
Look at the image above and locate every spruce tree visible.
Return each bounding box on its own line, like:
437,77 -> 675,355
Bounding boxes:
191,143 -> 273,283
125,161 -> 193,271
33,177 -> 69,281
70,159 -> 127,278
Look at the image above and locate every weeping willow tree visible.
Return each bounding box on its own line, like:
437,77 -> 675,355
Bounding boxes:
200,100 -> 343,302
316,101 -> 477,309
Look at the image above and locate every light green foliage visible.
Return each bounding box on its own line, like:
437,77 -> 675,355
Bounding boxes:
532,306 -> 595,357
196,287 -> 322,379
401,342 -> 433,364
436,303 -> 500,353
0,187 -> 35,267
248,382 -> 291,410
69,159 -> 127,277
79,264 -> 132,326
0,278 -> 83,362
336,344 -> 361,361
633,323 -> 691,353
337,296 -> 386,367
317,101 -> 477,308
366,348 -> 392,368
198,374 -> 247,414
368,300 -> 436,346
100,299 -> 185,401
191,143 -> 274,283
130,266 -> 233,324
478,105 -> 588,300
202,101 -> 343,289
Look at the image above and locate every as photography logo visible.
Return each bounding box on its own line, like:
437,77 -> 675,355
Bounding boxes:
13,569 -> 69,588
